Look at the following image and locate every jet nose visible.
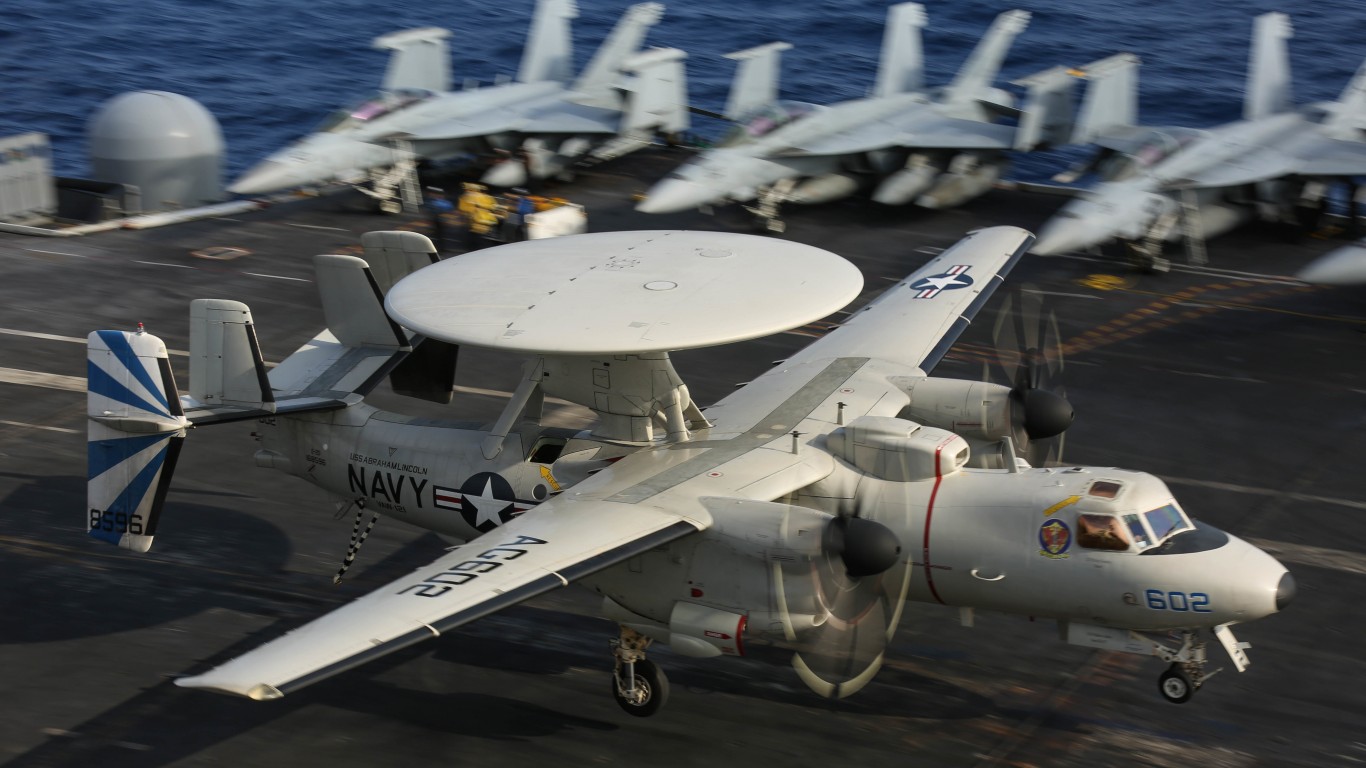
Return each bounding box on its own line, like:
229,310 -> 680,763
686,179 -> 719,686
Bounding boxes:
1275,571 -> 1296,611
636,178 -> 716,214
228,161 -> 301,196
1032,214 -> 1098,255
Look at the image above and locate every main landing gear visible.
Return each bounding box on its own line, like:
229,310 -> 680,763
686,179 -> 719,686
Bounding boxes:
1152,630 -> 1220,704
610,625 -> 670,717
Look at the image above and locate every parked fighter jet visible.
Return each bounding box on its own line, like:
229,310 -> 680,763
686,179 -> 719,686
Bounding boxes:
87,226 -> 1291,714
229,0 -> 688,206
1032,13 -> 1366,270
636,3 -> 1084,228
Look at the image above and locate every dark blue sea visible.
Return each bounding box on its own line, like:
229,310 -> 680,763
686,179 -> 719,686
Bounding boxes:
1,0 -> 1362,182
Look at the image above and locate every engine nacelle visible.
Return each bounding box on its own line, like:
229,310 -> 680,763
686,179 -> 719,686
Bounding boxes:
872,153 -> 945,205
825,415 -> 969,482
916,153 -> 1006,209
895,376 -> 1012,442
602,597 -> 748,658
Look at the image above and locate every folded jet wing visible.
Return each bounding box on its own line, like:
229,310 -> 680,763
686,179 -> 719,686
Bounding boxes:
1170,133 -> 1366,189
774,114 -> 1020,157
177,497 -> 705,699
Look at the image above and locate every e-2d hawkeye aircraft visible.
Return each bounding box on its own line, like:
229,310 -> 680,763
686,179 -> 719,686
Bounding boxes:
229,0 -> 688,204
1032,12 -> 1366,270
86,226 -> 1292,714
637,3 -> 1105,230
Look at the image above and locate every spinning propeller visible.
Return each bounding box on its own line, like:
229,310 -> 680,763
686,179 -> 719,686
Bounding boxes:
989,287 -> 1073,467
787,511 -> 911,699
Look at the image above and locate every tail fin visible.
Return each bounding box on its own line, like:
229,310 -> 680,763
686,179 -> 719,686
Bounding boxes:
373,27 -> 453,94
723,42 -> 792,120
189,300 -> 274,414
1069,53 -> 1140,145
519,0 -> 579,83
1324,60 -> 1366,139
1244,12 -> 1292,121
1012,65 -> 1080,150
359,231 -> 458,404
86,329 -> 190,552
572,2 -> 664,108
942,9 -> 1030,107
872,2 -> 928,98
619,47 -> 691,136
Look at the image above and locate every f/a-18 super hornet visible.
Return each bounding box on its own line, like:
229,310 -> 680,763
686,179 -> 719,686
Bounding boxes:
1032,12 -> 1366,270
86,226 -> 1291,715
636,3 -> 1098,230
230,0 -> 688,208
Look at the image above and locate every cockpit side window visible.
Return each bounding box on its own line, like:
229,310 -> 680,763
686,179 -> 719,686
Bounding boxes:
1077,513 -> 1131,551
1123,513 -> 1152,550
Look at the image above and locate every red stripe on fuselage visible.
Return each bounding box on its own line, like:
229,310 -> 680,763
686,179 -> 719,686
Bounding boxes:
921,439 -> 949,605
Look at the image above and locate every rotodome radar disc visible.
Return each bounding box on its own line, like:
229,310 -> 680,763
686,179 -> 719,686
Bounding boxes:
385,230 -> 864,354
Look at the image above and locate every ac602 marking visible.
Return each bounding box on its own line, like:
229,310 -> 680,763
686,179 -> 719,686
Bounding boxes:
1145,589 -> 1212,612
399,535 -> 548,598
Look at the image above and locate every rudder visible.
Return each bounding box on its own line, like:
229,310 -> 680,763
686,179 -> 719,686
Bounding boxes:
87,329 -> 190,552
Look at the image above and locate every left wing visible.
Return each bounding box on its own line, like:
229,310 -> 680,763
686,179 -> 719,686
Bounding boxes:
177,498 -> 705,699
1173,132 -> 1366,189
784,226 -> 1033,373
405,103 -> 620,143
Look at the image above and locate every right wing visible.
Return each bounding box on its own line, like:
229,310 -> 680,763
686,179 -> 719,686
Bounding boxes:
177,497 -> 705,699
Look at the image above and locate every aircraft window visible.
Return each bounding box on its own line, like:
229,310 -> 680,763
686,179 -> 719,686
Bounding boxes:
719,101 -> 817,147
1123,513 -> 1152,550
1144,503 -> 1191,541
1088,481 -> 1122,499
317,89 -> 436,133
1077,513 -> 1131,551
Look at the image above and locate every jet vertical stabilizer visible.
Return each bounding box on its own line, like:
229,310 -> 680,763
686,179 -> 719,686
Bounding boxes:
1325,60 -> 1366,139
572,2 -> 665,109
723,42 -> 792,120
872,2 -> 928,98
518,0 -> 579,83
1069,53 -> 1139,144
942,9 -> 1030,108
620,47 -> 691,137
374,27 -> 453,94
1012,65 -> 1080,150
1245,12 -> 1293,120
86,329 -> 190,553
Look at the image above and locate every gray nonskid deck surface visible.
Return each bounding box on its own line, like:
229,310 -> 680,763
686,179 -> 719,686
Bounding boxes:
1,149 -> 1362,767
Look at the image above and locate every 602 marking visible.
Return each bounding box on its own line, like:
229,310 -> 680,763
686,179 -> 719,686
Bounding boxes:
1145,589 -> 1211,612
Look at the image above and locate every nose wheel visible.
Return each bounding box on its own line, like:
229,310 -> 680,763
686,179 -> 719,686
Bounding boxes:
1158,663 -> 1193,703
611,626 -> 670,717
1150,629 -> 1222,704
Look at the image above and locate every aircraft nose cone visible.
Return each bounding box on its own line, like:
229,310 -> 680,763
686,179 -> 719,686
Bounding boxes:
636,179 -> 715,214
1275,571 -> 1296,611
229,161 -> 299,196
1031,216 -> 1095,256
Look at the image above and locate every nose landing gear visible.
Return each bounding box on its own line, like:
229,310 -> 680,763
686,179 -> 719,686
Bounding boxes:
1151,629 -> 1222,703
611,626 -> 670,717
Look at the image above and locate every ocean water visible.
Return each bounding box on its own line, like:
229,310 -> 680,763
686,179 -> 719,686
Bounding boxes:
1,0 -> 1362,182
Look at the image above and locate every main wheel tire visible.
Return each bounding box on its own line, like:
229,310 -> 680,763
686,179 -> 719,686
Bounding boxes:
612,659 -> 670,717
1158,664 -> 1193,704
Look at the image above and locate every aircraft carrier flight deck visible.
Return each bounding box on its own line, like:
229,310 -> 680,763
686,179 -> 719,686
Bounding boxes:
0,148 -> 1362,768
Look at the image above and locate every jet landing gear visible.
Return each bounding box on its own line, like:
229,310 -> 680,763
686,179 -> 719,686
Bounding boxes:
610,626 -> 670,717
1152,630 -> 1220,704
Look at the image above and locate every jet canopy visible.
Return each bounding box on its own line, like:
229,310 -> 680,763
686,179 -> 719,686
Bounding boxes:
315,88 -> 437,133
1097,127 -> 1207,181
719,101 -> 821,147
1071,480 -> 1195,553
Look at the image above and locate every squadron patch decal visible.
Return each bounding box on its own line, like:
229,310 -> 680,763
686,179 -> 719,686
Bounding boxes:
1038,518 -> 1072,559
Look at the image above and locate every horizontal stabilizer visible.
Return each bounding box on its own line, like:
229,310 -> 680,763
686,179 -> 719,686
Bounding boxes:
374,27 -> 452,94
188,299 -> 274,413
86,330 -> 190,552
723,42 -> 792,120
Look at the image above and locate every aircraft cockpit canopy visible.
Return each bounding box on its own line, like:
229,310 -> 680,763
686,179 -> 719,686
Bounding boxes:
1097,127 -> 1206,181
1074,478 -> 1194,553
316,88 -> 437,133
719,101 -> 820,147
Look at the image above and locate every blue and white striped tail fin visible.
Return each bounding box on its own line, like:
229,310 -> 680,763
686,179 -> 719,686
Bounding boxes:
87,329 -> 190,552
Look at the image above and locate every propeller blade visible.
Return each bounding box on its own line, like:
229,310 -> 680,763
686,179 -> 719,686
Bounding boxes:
790,560 -> 912,699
